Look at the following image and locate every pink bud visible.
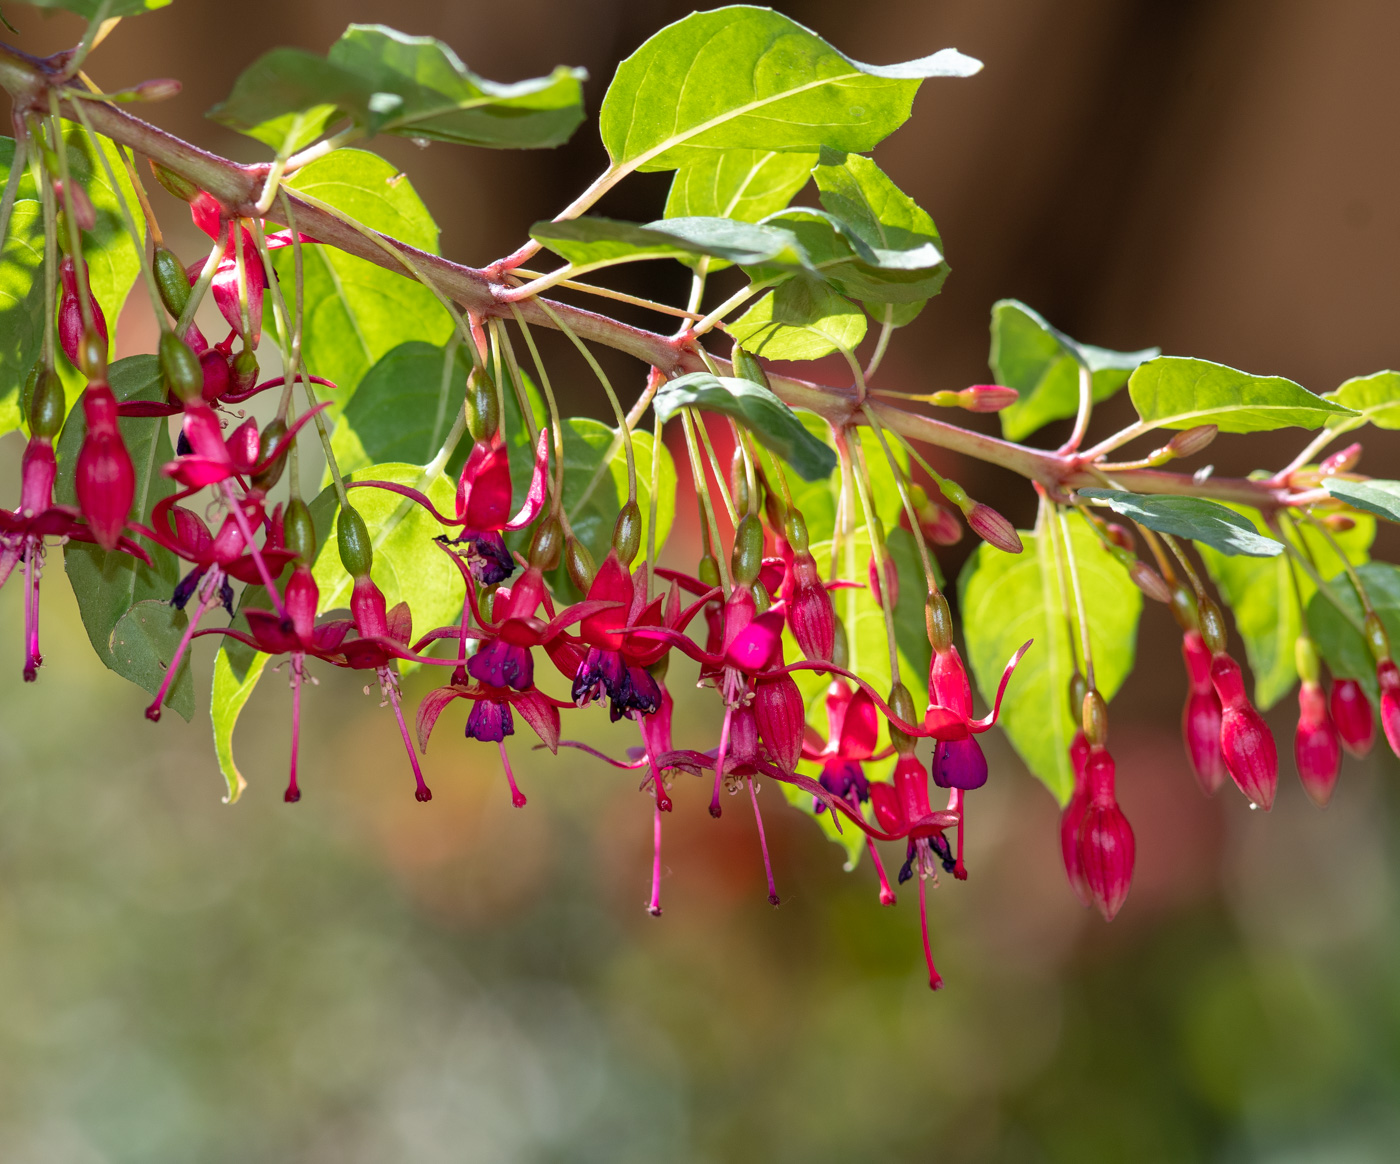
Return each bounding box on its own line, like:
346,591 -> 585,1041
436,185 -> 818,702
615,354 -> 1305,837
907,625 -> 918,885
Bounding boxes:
867,551 -> 898,609
1319,443 -> 1361,475
1075,746 -> 1135,921
1295,681 -> 1342,808
1378,659 -> 1400,759
785,553 -> 834,662
132,78 -> 182,102
57,257 -> 108,369
1330,678 -> 1375,758
966,503 -> 1022,554
350,574 -> 389,639
754,673 -> 805,772
956,384 -> 1019,412
54,179 -> 96,231
1210,651 -> 1278,810
75,382 -> 134,551
285,565 -> 319,644
1166,424 -> 1218,459
1130,561 -> 1172,604
916,497 -> 963,546
1103,522 -> 1135,552
1181,631 -> 1226,795
1060,730 -> 1092,906
19,438 -> 57,516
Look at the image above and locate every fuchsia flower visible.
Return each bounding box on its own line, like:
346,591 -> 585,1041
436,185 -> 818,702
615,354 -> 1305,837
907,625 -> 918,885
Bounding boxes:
57,256 -> 107,369
1210,651 -> 1278,810
1180,630 -> 1226,795
1330,678 -> 1375,758
1075,745 -> 1135,921
1295,679 -> 1342,808
922,640 -> 1032,786
1059,730 -> 1092,906
74,380 -> 136,552
1377,659 -> 1400,759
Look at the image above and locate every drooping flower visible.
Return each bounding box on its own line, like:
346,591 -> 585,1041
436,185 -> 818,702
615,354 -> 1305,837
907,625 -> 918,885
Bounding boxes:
1075,745 -> 1135,921
1210,651 -> 1279,810
1330,678 -> 1375,758
1180,630 -> 1226,795
74,379 -> 135,551
1059,729 -> 1092,906
1295,678 -> 1342,808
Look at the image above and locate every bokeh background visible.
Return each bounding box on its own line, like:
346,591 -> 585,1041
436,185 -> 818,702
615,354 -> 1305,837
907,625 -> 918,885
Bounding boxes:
4,0 -> 1400,1160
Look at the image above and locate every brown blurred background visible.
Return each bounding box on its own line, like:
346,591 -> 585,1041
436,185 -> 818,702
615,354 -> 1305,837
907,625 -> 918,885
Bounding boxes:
3,2 -> 1400,1161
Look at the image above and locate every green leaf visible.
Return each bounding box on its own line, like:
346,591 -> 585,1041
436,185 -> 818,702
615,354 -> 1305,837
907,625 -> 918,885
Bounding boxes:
529,215 -> 807,271
1078,488 -> 1283,558
1128,357 -> 1356,434
23,0 -> 169,16
1307,563 -> 1400,700
655,372 -> 837,482
1,125 -> 141,435
990,300 -> 1158,442
959,513 -> 1142,804
1201,510 -> 1373,709
1324,478 -> 1400,524
328,340 -> 468,477
1322,370 -> 1400,429
272,149 -> 452,409
546,422 -> 675,600
729,281 -> 867,361
665,149 -> 816,222
210,649 -> 270,804
53,355 -> 192,718
328,25 -> 586,147
209,25 -> 586,153
599,6 -> 981,173
809,148 -> 947,318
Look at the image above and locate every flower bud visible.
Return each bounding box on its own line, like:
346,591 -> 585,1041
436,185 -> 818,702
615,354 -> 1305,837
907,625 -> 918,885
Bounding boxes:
730,513 -> 765,587
130,78 -> 182,102
1082,688 -> 1108,748
1076,747 -> 1135,921
731,345 -> 770,390
786,552 -> 834,661
1197,594 -> 1227,655
251,418 -> 289,492
1167,424 -> 1218,459
867,550 -> 898,609
1295,680 -> 1342,808
528,516 -> 563,571
955,384 -> 1019,412
966,503 -> 1022,554
1103,522 -> 1135,552
230,348 -> 259,395
1129,560 -> 1172,604
1323,513 -> 1356,533
1330,678 -> 1375,758
54,179 -> 96,231
613,499 -> 642,566
1210,651 -> 1278,810
730,448 -> 750,515
153,246 -> 190,321
916,494 -> 963,546
283,497 -> 316,564
1181,631 -> 1226,795
925,592 -> 953,654
27,367 -> 65,440
1319,443 -> 1361,475
159,330 -> 204,403
465,369 -> 499,443
783,507 -> 809,556
565,535 -> 595,592
1060,730 -> 1092,906
336,504 -> 374,578
754,673 -> 805,772
887,681 -> 918,753
75,383 -> 134,551
1377,658 -> 1400,759
149,162 -> 202,204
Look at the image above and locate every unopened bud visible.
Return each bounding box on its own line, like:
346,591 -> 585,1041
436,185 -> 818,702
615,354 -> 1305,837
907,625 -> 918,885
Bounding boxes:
528,516 -> 563,571
1319,443 -> 1362,475
231,348 -> 259,395
1082,688 -> 1108,747
27,368 -> 64,440
1129,560 -> 1172,604
148,161 -> 201,204
1331,678 -> 1375,758
336,504 -> 374,578
465,369 -> 499,442
1211,652 -> 1278,809
1323,513 -> 1356,532
54,179 -> 96,231
966,503 -> 1022,554
731,346 -> 770,391
888,681 -> 918,751
1167,424 -> 1218,459
160,331 -> 204,403
252,418 -> 289,492
565,536 -> 595,592
783,508 -> 809,555
284,497 -> 316,563
955,384 -> 1019,412
926,591 -> 953,653
1295,680 -> 1341,808
731,514 -> 765,587
730,448 -> 750,515
613,500 -> 642,566
1197,594 -> 1227,655
1103,522 -> 1135,552
153,246 -> 191,320
698,553 -> 720,589
129,78 -> 182,102
1364,612 -> 1391,665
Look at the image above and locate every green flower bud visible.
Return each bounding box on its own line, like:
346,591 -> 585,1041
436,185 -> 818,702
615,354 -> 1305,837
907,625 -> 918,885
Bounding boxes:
730,513 -> 765,587
529,516 -> 563,571
1082,688 -> 1108,747
153,246 -> 190,321
159,330 -> 203,403
731,346 -> 770,391
284,497 -> 316,564
466,368 -> 499,443
337,504 -> 373,577
28,367 -> 65,439
251,418 -> 289,492
613,500 -> 643,566
565,535 -> 596,592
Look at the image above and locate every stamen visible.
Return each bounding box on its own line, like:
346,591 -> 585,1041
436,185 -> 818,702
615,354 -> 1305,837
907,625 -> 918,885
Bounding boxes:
285,656 -> 303,802
711,703 -> 734,818
499,740 -> 527,807
748,776 -> 780,906
648,800 -> 664,916
22,544 -> 40,682
146,570 -> 220,721
917,874 -> 945,991
382,666 -> 432,801
949,787 -> 967,880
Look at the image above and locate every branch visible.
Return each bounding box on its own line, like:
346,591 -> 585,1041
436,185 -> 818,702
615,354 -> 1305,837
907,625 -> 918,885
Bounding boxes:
0,41 -> 1297,514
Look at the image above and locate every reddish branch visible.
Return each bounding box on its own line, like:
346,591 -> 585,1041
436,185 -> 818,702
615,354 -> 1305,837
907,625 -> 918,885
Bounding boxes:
0,41 -> 1288,511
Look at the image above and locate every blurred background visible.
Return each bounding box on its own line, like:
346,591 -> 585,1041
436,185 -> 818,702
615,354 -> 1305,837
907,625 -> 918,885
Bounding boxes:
4,0 -> 1400,1160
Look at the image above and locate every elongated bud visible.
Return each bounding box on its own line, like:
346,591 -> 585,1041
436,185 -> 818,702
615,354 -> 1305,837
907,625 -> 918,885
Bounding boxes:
731,345 -> 770,390
1377,659 -> 1400,758
149,161 -> 201,204
613,500 -> 642,565
783,508 -> 809,556
887,681 -> 918,753
914,488 -> 963,545
251,418 -> 290,492
730,447 -> 750,515
1197,594 -> 1227,655
529,516 -> 563,571
465,369 -> 499,442
284,497 -> 316,564
1103,522 -> 1135,552
1323,513 -> 1356,532
786,551 -> 834,662
1210,652 -> 1278,810
129,78 -> 182,102
1060,730 -> 1092,906
1364,612 -> 1391,666
965,503 -> 1022,554
153,246 -> 190,320
925,591 -> 953,653
1319,443 -> 1362,475
230,348 -> 259,395
1082,688 -> 1108,747
1169,583 -> 1199,633
1295,680 -> 1342,808
54,179 -> 96,231
731,513 -> 765,587
1167,424 -> 1218,459
754,674 -> 805,772
337,504 -> 374,578
160,330 -> 204,403
565,535 -> 595,592
955,384 -> 1019,412
698,552 -> 720,589
1076,747 -> 1135,921
27,367 -> 64,440
1330,678 -> 1375,758
75,383 -> 134,551
1129,561 -> 1172,604
1181,631 -> 1226,795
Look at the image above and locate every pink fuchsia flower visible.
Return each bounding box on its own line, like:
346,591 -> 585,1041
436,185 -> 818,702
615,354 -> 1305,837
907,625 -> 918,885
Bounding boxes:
919,639 -> 1033,785
1075,745 -> 1135,921
57,256 -> 107,370
1330,678 -> 1375,758
1377,658 -> 1400,759
1181,630 -> 1226,795
1210,651 -> 1278,810
1295,679 -> 1342,808
1059,730 -> 1092,906
74,380 -> 135,552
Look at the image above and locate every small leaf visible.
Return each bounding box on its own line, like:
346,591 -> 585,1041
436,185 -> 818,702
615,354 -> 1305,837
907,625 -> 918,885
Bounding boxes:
529,215 -> 807,270
1307,563 -> 1400,699
729,281 -> 867,361
990,300 -> 1158,442
959,513 -> 1142,804
54,355 -> 192,717
272,149 -> 452,408
329,341 -> 469,476
206,49 -> 358,154
1323,370 -> 1400,430
665,149 -> 816,223
210,649 -> 270,804
600,6 -> 980,173
1128,357 -> 1356,434
1201,508 -> 1372,709
1324,478 -> 1400,524
1078,488 -> 1284,558
655,372 -> 837,482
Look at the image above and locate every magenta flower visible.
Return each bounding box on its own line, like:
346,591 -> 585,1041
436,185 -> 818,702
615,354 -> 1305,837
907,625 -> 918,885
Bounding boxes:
1075,745 -> 1135,921
1295,679 -> 1342,808
1330,678 -> 1375,758
1180,630 -> 1226,795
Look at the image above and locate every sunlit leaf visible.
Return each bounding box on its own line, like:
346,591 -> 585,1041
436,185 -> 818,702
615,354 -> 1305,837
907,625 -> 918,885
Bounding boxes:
1078,489 -> 1283,558
530,215 -> 807,271
1322,370 -> 1400,429
1128,357 -> 1356,434
1324,478 -> 1400,524
729,281 -> 866,361
665,149 -> 816,222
